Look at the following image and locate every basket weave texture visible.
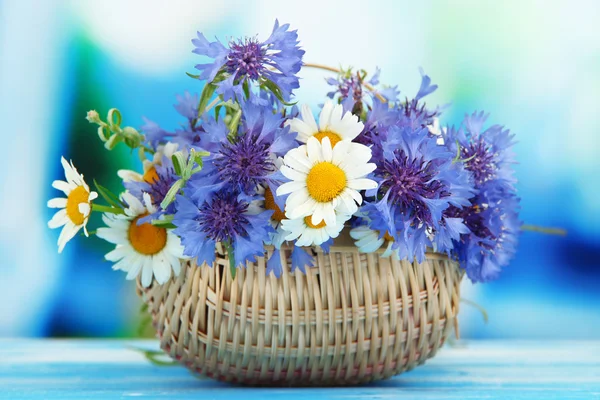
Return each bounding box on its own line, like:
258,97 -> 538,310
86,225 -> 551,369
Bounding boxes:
138,241 -> 463,386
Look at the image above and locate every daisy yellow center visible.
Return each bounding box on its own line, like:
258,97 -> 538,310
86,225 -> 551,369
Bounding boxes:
264,187 -> 286,222
143,166 -> 159,184
128,214 -> 167,255
313,131 -> 342,147
306,162 -> 347,203
382,231 -> 395,242
304,216 -> 327,229
66,186 -> 89,226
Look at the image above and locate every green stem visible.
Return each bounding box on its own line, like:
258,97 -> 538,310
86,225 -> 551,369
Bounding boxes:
521,224 -> 567,236
91,204 -> 125,215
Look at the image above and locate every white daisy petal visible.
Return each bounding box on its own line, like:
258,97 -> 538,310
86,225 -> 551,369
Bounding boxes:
287,197 -> 316,219
278,180 -> 306,196
289,119 -> 317,142
280,165 -> 307,182
48,209 -> 68,229
117,169 -> 143,183
306,137 -> 323,164
284,152 -> 312,173
300,104 -> 319,132
61,157 -> 79,185
329,104 -> 343,130
318,101 -> 334,131
79,202 -> 91,217
47,198 -> 67,208
153,255 -> 172,285
52,180 -> 72,195
125,254 -> 144,278
348,178 -> 378,190
105,245 -> 129,262
311,203 -> 325,226
321,137 -> 333,161
141,257 -> 154,288
88,191 -> 98,201
346,163 -> 377,179
57,222 -> 81,253
96,226 -> 128,245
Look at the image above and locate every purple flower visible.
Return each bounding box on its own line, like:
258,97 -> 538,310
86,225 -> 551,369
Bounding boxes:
447,187 -> 521,282
398,68 -> 442,130
266,248 -> 284,277
291,246 -> 314,273
141,92 -> 201,149
365,125 -> 475,261
443,112 -> 521,282
141,118 -> 171,148
326,67 -> 400,114
192,20 -> 304,102
445,111 -> 517,189
195,99 -> 296,195
173,191 -> 274,268
174,91 -> 199,121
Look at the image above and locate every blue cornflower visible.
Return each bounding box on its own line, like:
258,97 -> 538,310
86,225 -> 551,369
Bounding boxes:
196,100 -> 296,195
445,111 -> 517,189
173,190 -> 274,268
141,91 -> 201,149
192,20 -> 304,102
446,187 -> 521,282
326,67 -> 399,115
365,125 -> 475,262
397,68 -> 442,130
174,91 -> 199,121
443,112 -> 520,282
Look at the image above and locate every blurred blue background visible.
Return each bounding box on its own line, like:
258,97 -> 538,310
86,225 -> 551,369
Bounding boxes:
0,0 -> 598,338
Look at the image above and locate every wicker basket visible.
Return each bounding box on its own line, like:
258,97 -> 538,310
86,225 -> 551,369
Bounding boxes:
137,234 -> 464,386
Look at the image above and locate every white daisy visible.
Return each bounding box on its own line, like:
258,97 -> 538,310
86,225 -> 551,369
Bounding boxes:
118,142 -> 179,184
47,157 -> 99,253
277,136 -> 377,226
282,213 -> 349,247
96,192 -> 185,287
287,100 -> 364,147
349,225 -> 397,257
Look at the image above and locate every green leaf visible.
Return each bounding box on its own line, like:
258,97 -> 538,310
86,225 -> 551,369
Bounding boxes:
151,215 -> 176,229
94,179 -> 124,208
160,179 -> 184,210
186,72 -> 201,79
261,79 -> 297,106
171,152 -> 186,176
197,82 -> 218,119
227,109 -> 242,142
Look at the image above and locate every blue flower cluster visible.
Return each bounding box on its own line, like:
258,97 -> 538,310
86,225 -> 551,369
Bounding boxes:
344,71 -> 520,282
125,21 -> 520,282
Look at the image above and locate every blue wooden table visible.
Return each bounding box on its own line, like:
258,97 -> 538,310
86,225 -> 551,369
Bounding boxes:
1,340 -> 598,399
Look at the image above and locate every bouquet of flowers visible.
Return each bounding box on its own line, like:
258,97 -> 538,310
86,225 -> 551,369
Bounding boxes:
48,20 -> 521,289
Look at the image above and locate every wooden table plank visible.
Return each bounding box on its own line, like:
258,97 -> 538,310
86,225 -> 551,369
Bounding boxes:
0,340 -> 599,399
